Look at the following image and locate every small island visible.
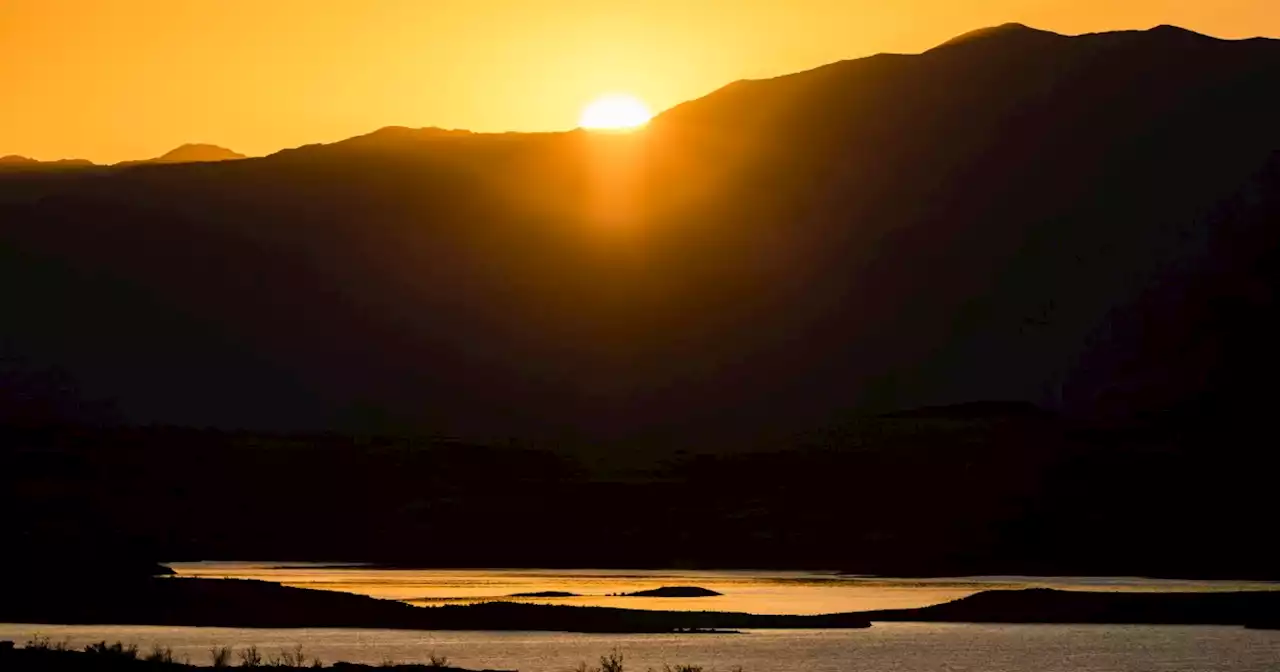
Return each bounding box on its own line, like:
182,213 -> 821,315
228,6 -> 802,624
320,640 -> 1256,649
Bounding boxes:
620,586 -> 723,598
507,591 -> 580,598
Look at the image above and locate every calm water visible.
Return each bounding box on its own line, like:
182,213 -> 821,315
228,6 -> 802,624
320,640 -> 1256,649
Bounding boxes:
2,623 -> 1278,672
8,566 -> 1275,670
168,563 -> 1280,615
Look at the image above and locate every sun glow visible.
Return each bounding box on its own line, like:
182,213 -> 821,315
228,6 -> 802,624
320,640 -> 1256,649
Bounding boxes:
579,94 -> 653,131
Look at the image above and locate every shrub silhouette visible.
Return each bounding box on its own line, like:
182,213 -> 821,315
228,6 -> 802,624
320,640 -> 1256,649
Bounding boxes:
25,636 -> 70,652
238,645 -> 262,667
84,641 -> 139,660
210,645 -> 233,668
145,644 -> 176,664
279,644 -> 310,667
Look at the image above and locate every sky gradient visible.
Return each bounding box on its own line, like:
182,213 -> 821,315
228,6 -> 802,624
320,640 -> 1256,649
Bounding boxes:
4,0 -> 1279,163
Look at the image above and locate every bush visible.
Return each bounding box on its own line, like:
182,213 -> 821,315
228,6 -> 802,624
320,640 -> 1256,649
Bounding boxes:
84,641 -> 140,659
279,644 -> 309,667
239,644 -> 262,667
211,646 -> 234,668
25,635 -> 70,652
576,652 -> 731,672
576,649 -> 625,672
600,650 -> 624,672
145,644 -> 176,664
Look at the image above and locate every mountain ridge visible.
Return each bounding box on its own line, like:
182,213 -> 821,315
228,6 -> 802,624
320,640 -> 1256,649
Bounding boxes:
1,24 -> 1279,439
4,24 -> 1280,573
0,154 -> 95,168
932,22 -> 1066,50
0,145 -> 245,170
4,25 -> 1275,168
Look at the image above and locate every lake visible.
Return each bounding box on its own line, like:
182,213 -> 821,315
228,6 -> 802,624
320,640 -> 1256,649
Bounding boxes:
5,566 -> 1277,671
2,623 -> 1278,672
168,563 -> 1280,614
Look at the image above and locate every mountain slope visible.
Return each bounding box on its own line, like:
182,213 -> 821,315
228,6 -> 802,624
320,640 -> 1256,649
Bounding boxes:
2,25 -> 1279,442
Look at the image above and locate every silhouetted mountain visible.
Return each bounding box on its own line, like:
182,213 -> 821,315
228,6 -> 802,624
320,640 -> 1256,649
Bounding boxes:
115,143 -> 246,166
4,24 -> 1278,442
934,22 -> 1062,50
3,25 -> 1280,574
0,155 -> 95,170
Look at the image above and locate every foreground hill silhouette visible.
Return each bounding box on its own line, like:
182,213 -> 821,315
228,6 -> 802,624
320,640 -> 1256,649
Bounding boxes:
2,25 -> 1280,573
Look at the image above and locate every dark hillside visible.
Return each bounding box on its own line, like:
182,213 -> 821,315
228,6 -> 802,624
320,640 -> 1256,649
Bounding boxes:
3,26 -> 1278,439
3,25 -> 1280,574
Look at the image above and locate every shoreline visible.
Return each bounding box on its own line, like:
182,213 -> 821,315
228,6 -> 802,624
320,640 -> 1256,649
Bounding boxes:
0,578 -> 872,633
4,577 -> 1280,632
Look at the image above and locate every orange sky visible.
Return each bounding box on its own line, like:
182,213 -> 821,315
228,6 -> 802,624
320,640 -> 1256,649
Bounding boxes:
4,0 -> 1279,164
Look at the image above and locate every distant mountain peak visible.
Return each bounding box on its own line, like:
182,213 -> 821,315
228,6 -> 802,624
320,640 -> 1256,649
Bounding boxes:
934,23 -> 1063,50
1145,24 -> 1217,41
152,144 -> 246,164
0,154 -> 95,169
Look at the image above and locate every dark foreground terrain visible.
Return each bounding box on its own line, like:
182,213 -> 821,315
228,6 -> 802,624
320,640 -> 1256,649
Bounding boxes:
0,643 -> 512,672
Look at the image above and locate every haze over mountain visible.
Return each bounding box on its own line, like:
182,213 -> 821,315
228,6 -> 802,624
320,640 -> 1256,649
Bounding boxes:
2,24 -> 1279,444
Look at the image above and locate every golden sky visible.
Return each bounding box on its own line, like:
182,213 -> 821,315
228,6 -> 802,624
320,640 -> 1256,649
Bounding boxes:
4,0 -> 1279,164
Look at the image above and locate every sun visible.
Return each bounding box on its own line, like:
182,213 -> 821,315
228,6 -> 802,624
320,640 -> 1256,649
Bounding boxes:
579,94 -> 653,131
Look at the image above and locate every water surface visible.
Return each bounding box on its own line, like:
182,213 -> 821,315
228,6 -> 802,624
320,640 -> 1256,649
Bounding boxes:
3,622 -> 1277,672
